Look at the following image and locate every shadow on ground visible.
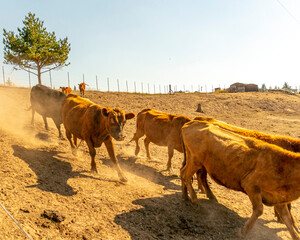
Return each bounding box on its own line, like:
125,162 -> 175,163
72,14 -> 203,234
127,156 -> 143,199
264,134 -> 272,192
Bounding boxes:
12,144 -> 99,196
101,154 -> 181,191
114,193 -> 284,240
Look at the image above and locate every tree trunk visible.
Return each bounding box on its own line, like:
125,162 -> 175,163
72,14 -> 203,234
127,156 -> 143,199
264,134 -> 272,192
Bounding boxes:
37,65 -> 42,85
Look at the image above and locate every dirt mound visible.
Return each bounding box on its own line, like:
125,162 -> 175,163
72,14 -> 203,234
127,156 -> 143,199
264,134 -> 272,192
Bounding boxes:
0,86 -> 299,239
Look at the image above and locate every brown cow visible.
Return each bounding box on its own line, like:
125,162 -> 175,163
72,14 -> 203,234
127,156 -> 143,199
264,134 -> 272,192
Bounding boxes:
130,108 -> 191,172
194,116 -> 300,152
60,87 -> 72,95
78,83 -> 86,97
181,120 -> 300,240
62,94 -> 135,182
193,116 -> 300,222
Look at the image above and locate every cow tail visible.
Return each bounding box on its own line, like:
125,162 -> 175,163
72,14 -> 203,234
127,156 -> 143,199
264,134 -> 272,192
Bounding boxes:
180,130 -> 187,171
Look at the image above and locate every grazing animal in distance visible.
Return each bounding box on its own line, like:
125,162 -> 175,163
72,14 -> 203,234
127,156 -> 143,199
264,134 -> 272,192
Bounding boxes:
60,86 -> 72,95
130,108 -> 191,172
62,94 -> 135,182
181,120 -> 300,240
29,84 -> 66,138
78,83 -> 86,97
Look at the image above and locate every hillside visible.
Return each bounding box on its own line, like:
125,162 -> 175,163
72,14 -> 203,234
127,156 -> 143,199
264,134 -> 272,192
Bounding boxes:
0,86 -> 299,240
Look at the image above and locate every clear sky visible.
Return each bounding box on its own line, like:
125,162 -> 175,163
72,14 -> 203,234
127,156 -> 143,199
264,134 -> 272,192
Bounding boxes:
1,0 -> 300,92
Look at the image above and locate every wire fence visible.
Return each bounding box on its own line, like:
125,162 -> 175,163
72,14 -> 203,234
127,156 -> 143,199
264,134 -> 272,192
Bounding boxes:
1,65 -> 300,94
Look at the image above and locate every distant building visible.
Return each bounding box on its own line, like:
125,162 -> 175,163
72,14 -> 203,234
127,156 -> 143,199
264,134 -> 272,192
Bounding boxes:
228,82 -> 258,93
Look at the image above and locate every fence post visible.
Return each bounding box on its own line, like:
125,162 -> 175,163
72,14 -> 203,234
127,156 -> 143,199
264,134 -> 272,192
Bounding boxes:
107,77 -> 110,92
68,72 -> 70,87
141,82 -> 143,94
96,75 -> 98,91
117,79 -> 120,93
28,71 -> 31,88
49,70 -> 52,88
126,80 -> 128,93
2,66 -> 5,86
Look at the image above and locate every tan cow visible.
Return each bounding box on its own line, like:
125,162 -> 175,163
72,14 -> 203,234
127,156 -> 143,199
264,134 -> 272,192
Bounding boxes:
60,86 -> 72,95
181,120 -> 300,240
193,116 -> 300,221
78,83 -> 86,97
130,108 -> 191,172
62,94 -> 135,182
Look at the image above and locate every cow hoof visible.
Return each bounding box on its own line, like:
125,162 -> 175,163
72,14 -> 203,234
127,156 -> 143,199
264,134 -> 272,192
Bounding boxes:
119,176 -> 128,182
168,168 -> 177,176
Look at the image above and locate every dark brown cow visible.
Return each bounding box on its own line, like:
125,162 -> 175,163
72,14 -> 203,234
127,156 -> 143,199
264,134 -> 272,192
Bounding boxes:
181,120 -> 300,240
78,83 -> 86,97
62,94 -> 135,182
130,108 -> 191,172
60,86 -> 72,95
30,84 -> 66,138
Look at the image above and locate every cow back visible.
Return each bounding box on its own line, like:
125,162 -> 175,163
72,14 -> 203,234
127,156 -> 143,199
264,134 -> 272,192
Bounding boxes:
30,84 -> 66,121
62,94 -> 105,140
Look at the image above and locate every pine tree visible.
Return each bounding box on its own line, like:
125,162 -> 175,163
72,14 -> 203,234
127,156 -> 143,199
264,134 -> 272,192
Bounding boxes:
3,12 -> 71,85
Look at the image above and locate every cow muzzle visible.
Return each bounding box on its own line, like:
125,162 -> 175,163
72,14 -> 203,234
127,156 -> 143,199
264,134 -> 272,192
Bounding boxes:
113,133 -> 125,141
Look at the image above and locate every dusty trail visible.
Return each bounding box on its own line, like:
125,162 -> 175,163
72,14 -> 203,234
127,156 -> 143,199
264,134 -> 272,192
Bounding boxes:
0,86 -> 299,239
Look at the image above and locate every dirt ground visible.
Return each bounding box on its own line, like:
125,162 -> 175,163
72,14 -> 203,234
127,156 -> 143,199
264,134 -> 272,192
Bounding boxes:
0,86 -> 299,240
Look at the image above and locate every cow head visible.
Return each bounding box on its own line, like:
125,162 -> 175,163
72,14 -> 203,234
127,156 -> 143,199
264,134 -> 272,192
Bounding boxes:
102,107 -> 135,141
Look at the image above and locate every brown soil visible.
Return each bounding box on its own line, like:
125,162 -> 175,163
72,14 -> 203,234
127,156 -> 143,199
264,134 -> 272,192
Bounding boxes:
0,86 -> 300,240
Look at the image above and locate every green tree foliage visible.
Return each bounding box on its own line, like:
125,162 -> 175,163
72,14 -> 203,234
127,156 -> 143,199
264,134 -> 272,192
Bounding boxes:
282,82 -> 291,90
261,83 -> 267,91
3,12 -> 71,85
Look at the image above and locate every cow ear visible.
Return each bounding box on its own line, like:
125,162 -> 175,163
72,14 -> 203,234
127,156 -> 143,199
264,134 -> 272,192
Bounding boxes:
102,108 -> 110,117
125,112 -> 135,120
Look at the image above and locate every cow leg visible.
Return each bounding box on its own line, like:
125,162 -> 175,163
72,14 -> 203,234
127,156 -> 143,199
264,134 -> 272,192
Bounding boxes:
288,204 -> 300,233
130,127 -> 144,156
104,138 -> 127,182
73,136 -> 78,147
53,119 -> 63,139
144,137 -> 152,159
31,109 -> 35,125
240,189 -> 263,236
166,146 -> 174,173
43,116 -> 49,130
180,157 -> 198,204
275,203 -> 299,232
274,204 -> 300,240
85,137 -> 97,173
130,133 -> 141,156
196,167 -> 217,201
66,130 -> 77,155
196,169 -> 205,193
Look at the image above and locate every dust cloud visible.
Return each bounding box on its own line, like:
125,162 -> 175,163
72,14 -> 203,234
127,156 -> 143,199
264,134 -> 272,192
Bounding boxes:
0,87 -> 59,146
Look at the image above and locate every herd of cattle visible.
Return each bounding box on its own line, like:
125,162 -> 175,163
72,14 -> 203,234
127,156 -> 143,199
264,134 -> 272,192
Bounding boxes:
28,84 -> 300,239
